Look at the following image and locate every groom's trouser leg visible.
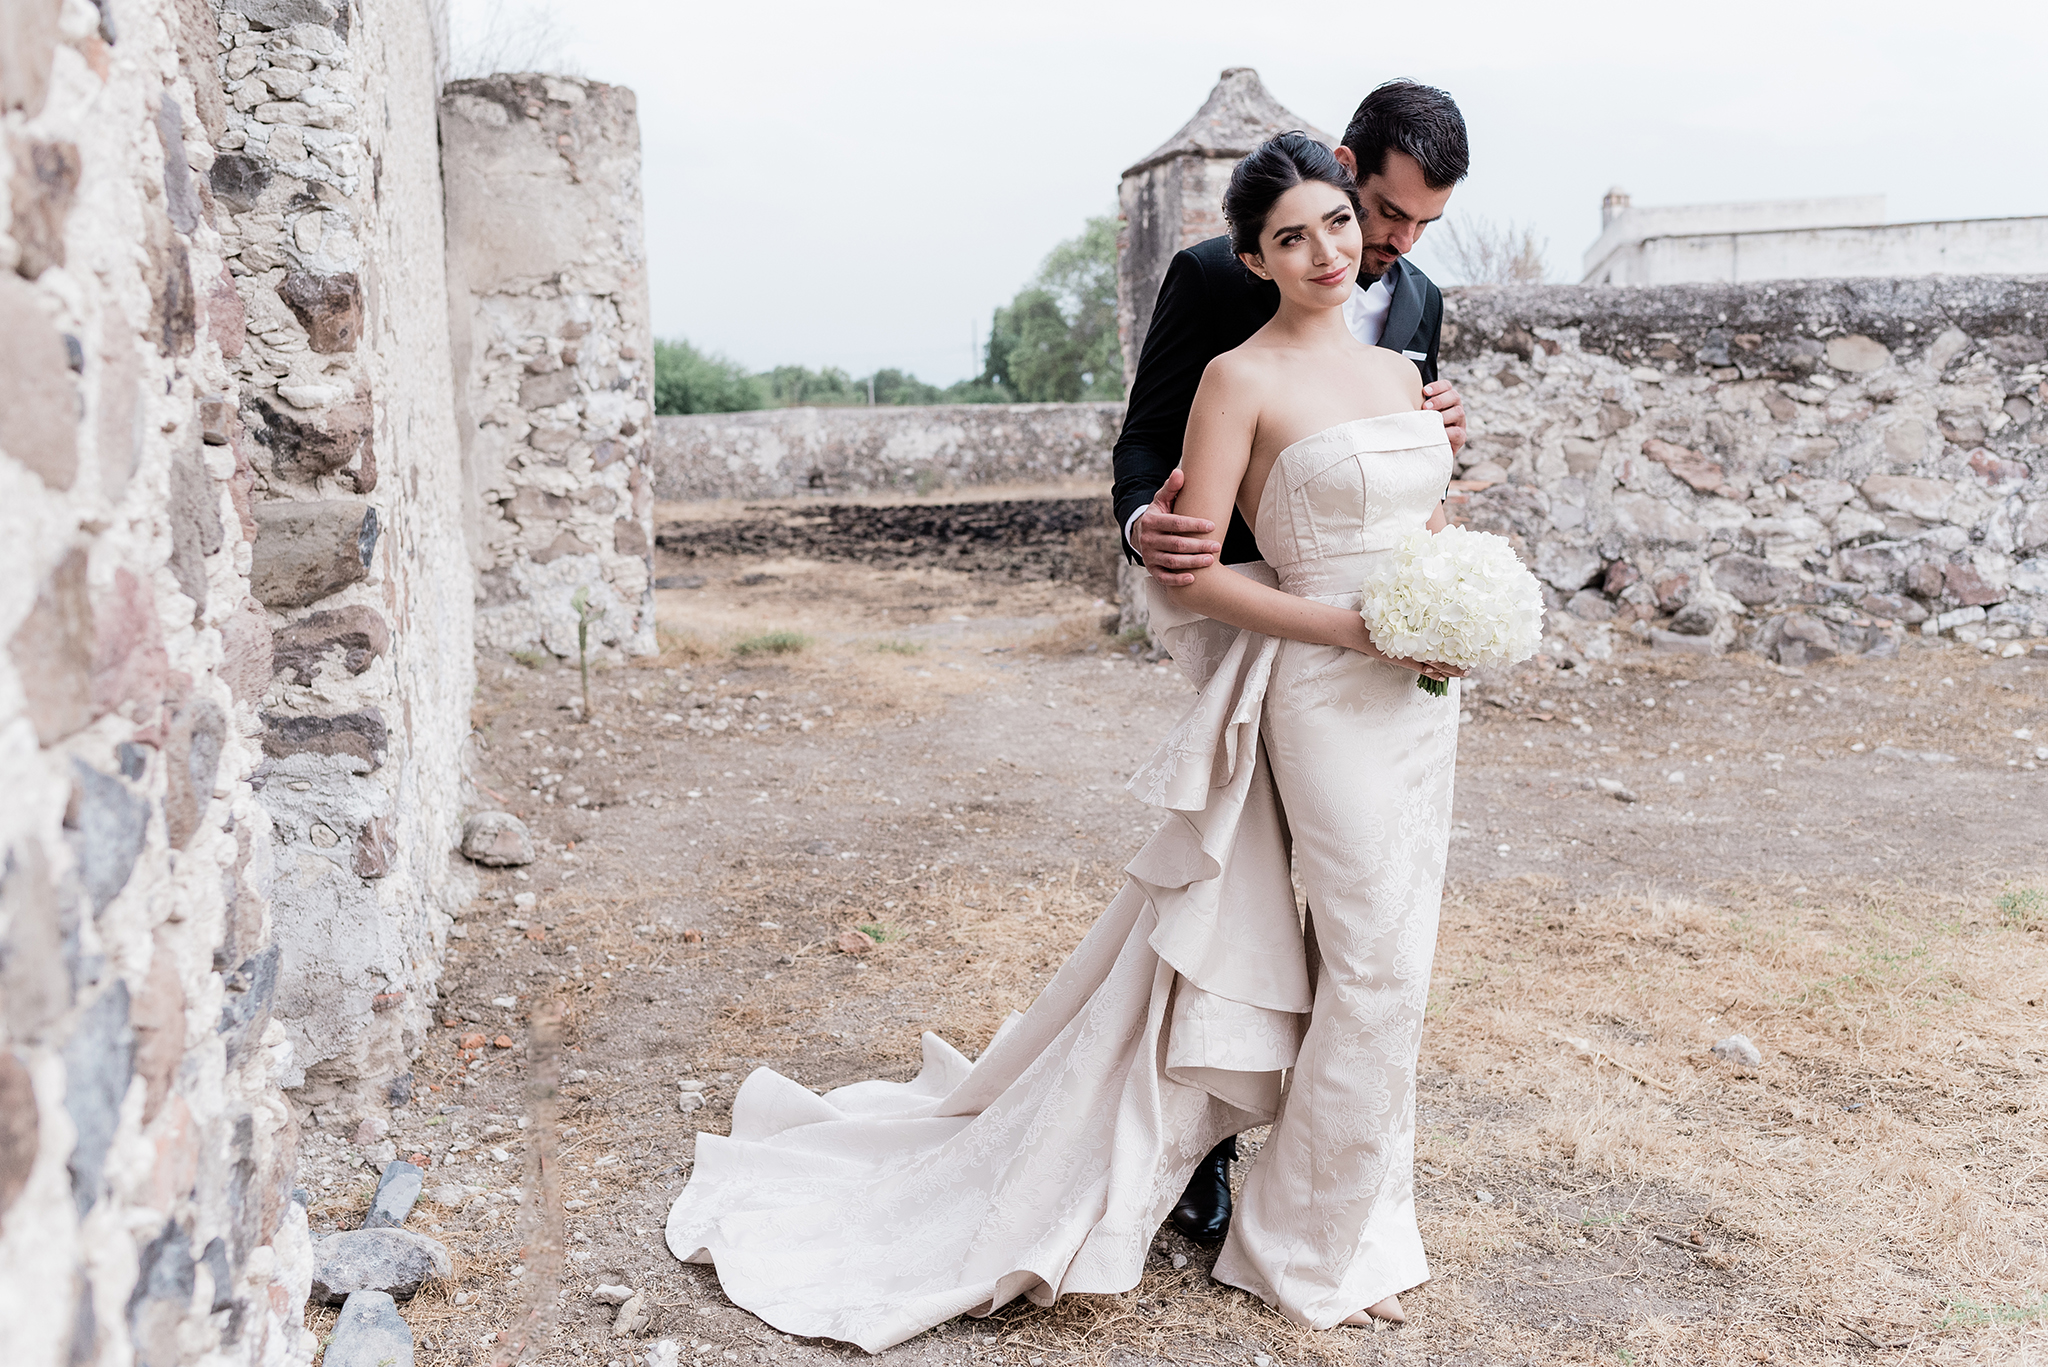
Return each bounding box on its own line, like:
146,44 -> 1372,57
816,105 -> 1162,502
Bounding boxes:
1211,648 -> 1456,1327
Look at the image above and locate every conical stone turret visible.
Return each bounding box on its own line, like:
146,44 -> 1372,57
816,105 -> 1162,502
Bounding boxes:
1114,69 -> 1334,385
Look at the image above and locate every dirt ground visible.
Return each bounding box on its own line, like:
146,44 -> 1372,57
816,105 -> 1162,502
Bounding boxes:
301,508 -> 2048,1367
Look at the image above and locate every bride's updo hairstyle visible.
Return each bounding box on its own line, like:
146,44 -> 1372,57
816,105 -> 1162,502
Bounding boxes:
1223,131 -> 1361,256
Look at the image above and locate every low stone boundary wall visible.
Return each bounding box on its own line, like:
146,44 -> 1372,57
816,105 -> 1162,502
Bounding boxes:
649,402 -> 1124,501
650,279 -> 2048,672
654,496 -> 1119,590
1439,275 -> 2048,666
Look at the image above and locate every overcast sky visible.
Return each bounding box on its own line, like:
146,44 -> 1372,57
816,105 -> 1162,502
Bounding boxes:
447,0 -> 2045,386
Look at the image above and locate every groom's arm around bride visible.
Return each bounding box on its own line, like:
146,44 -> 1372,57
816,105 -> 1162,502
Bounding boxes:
1113,79 -> 1474,588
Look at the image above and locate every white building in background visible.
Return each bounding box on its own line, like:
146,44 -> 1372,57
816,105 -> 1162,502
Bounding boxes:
1582,188 -> 2048,284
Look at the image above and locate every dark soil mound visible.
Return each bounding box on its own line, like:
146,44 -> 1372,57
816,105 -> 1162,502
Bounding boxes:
655,497 -> 1119,586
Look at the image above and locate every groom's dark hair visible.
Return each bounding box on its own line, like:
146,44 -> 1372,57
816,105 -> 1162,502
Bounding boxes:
1341,80 -> 1469,190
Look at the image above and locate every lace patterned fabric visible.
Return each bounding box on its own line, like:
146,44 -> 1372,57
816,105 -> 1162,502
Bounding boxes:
664,409 -> 1458,1349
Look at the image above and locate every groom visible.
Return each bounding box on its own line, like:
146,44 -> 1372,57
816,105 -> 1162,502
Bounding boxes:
1110,78 -> 1472,1244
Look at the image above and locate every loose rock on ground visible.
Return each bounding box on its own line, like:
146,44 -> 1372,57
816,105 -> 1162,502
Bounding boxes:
320,1290 -> 415,1367
310,1228 -> 453,1305
361,1159 -> 424,1230
460,810 -> 537,866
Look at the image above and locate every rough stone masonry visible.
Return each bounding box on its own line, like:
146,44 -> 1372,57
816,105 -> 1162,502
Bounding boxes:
649,401 -> 1126,502
1438,277 -> 2048,668
211,0 -> 476,1129
443,73 -> 658,660
653,276 -> 2048,667
0,2 -> 655,1364
1,0 -> 323,1361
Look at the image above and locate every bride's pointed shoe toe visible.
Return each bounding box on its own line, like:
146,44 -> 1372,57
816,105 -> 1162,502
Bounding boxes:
1339,1295 -> 1406,1327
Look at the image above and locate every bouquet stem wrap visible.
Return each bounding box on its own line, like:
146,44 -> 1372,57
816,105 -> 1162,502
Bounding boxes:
1358,526 -> 1546,693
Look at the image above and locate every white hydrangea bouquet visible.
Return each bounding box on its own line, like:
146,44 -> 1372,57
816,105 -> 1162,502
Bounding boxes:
1359,526 -> 1545,695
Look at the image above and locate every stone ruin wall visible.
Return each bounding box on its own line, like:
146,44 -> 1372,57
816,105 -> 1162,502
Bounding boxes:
648,401 -> 1126,502
206,0 -> 476,1131
1438,276 -> 2048,669
1,0 -> 320,1361
442,74 -> 657,662
1,2 -> 660,1359
1112,68 -> 1333,391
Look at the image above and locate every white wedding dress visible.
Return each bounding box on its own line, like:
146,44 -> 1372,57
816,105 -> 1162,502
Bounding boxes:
665,409 -> 1459,1351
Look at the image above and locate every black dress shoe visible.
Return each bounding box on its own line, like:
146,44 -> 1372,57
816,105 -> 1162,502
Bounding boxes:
1168,1137 -> 1237,1244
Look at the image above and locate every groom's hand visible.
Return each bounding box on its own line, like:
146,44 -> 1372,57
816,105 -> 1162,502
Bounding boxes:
1422,380 -> 1467,457
1135,469 -> 1220,588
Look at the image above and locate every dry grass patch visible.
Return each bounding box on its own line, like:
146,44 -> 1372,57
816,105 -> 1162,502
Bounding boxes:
1019,609 -> 1121,657
685,861 -> 1123,1074
1418,870 -> 2048,1360
675,866 -> 2048,1361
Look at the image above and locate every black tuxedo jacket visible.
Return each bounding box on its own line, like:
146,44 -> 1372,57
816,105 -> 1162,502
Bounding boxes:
1111,234 -> 1446,565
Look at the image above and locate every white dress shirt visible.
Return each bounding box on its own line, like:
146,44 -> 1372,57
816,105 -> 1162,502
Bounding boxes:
1125,274 -> 1398,554
1343,274 -> 1393,348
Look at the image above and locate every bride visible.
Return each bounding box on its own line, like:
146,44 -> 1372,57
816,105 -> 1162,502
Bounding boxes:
665,132 -> 1462,1351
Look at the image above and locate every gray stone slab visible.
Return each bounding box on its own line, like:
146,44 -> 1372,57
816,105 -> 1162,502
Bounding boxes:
62,982 -> 131,1215
322,1290 -> 414,1367
65,760 -> 149,915
361,1159 -> 423,1229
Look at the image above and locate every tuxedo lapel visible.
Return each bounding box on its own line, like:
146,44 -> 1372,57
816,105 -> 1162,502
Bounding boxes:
1380,259 -> 1426,357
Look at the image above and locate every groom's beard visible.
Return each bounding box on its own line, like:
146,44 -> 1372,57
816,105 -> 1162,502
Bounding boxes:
1362,244 -> 1400,278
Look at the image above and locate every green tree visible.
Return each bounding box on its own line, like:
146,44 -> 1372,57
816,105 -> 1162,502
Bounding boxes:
759,364 -> 862,407
868,368 -> 944,406
1037,214 -> 1123,399
653,339 -> 767,415
981,213 -> 1122,402
753,364 -> 1010,408
991,288 -> 1085,402
936,376 -> 1012,404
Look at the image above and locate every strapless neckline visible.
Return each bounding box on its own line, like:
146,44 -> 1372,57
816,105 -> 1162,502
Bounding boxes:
1271,409 -> 1437,464
1251,408 -> 1446,526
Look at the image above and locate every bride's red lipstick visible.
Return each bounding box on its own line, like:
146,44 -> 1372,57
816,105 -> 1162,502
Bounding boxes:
1309,266 -> 1349,287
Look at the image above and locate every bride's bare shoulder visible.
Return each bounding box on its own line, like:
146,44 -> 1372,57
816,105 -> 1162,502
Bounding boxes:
1360,344 -> 1426,403
1199,344 -> 1282,397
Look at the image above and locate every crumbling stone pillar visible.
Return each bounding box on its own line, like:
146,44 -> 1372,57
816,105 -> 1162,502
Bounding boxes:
441,74 -> 658,660
1112,69 -> 1330,634
209,0 -> 473,1122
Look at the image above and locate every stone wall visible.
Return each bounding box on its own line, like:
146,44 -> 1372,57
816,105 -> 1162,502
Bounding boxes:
1,1 -> 659,1357
442,74 -> 656,661
210,0 -> 474,1123
1437,276 -> 2048,666
1118,153 -> 1238,386
649,402 -> 1127,501
0,1 -> 314,1361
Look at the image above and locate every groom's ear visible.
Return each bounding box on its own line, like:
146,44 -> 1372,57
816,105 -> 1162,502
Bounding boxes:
1333,145 -> 1359,180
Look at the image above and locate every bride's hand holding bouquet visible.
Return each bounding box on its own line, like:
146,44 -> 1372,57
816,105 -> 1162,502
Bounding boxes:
1358,524 -> 1545,694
